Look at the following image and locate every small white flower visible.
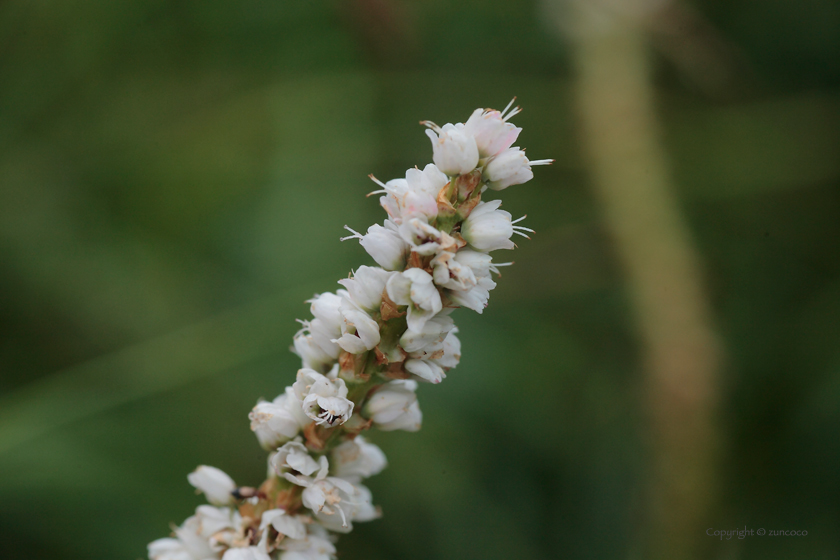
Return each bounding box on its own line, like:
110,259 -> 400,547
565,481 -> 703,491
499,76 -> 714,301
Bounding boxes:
406,327 -> 461,368
461,200 -> 532,252
375,177 -> 408,223
462,101 -> 522,158
447,275 -> 497,313
431,251 -> 477,291
336,266 -> 394,312
284,458 -> 378,534
397,218 -> 457,256
258,509 -> 308,549
369,164 -> 443,224
283,386 -> 314,427
271,441 -> 328,478
386,268 -> 443,333
292,331 -> 335,373
292,294 -> 344,372
342,220 -> 408,271
483,147 -> 531,190
483,147 -> 553,191
407,163 -> 449,197
424,122 -> 480,176
332,297 -> 380,354
188,466 -> 236,507
195,505 -> 239,545
363,380 -> 422,432
331,436 -> 388,482
292,369 -> 355,427
450,249 -> 493,278
436,328 -> 461,368
399,313 -> 455,353
221,548 -> 271,560
398,185 -> 438,222
406,329 -> 462,383
249,392 -> 305,450
278,528 -> 337,560
403,358 -> 445,384
308,292 -> 343,329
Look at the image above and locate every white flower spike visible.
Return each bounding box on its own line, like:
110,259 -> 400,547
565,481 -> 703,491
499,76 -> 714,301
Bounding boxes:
149,101 -> 548,560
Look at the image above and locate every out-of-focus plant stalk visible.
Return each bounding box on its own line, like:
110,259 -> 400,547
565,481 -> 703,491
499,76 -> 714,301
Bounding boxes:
565,2 -> 721,558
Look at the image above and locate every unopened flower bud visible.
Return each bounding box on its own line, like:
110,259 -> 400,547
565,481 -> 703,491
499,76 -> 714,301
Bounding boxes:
364,380 -> 422,432
187,466 -> 236,506
249,392 -> 303,450
292,328 -> 337,373
331,436 -> 388,482
404,358 -> 445,384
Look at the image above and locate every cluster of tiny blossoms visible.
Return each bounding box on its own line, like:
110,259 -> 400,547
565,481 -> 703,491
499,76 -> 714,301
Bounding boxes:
148,101 -> 550,560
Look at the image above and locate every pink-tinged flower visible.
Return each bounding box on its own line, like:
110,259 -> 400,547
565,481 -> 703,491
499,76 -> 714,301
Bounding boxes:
463,99 -> 522,157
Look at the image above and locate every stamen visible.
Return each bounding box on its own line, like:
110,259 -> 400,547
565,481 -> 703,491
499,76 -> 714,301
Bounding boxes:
511,215 -> 528,225
489,261 -> 514,277
368,174 -> 387,189
337,504 -> 348,527
419,120 -> 441,133
502,97 -> 522,121
513,225 -> 535,233
340,225 -> 363,242
512,230 -> 531,239
529,158 -> 554,166
500,97 -> 517,119
366,189 -> 387,197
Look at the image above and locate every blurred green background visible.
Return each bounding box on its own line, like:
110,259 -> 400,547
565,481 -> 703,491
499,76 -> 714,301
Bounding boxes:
1,1 -> 839,559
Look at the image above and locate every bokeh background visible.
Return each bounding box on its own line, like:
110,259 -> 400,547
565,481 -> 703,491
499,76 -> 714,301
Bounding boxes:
1,1 -> 839,559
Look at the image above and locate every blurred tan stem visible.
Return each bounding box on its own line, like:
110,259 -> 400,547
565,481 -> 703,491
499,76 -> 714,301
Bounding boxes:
567,3 -> 721,558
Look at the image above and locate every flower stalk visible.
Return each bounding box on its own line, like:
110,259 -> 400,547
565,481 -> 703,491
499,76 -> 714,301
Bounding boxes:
148,102 -> 550,560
